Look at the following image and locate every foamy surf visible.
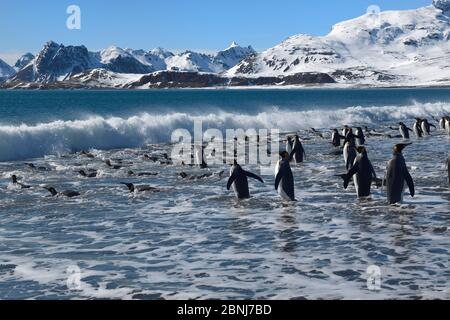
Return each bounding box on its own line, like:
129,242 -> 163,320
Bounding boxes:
1,102 -> 449,162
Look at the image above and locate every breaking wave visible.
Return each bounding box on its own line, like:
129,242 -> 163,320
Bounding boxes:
1,102 -> 449,161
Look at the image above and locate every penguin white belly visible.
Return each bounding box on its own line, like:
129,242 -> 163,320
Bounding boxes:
440,119 -> 445,130
421,123 -> 427,135
278,183 -> 292,201
195,148 -> 202,166
413,123 -> 420,137
353,175 -> 360,197
275,160 -> 292,201
286,142 -> 292,154
343,143 -> 349,166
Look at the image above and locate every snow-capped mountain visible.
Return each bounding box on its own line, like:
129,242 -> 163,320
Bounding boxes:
14,53 -> 35,71
228,1 -> 450,86
213,42 -> 256,70
4,1 -> 450,88
165,42 -> 255,73
166,51 -> 219,73
0,59 -> 15,81
7,41 -> 255,85
11,41 -> 98,82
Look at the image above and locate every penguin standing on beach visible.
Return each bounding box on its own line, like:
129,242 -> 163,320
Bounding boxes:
399,122 -> 413,140
385,143 -> 415,205
227,160 -> 264,199
337,147 -> 377,198
290,135 -> 306,163
275,151 -> 296,201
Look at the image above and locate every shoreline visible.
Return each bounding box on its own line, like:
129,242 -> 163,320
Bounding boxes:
2,82 -> 450,91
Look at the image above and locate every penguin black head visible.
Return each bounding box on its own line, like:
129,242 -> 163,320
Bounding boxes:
356,146 -> 366,154
78,170 -> 87,177
120,182 -> 135,192
11,175 -> 18,183
393,143 -> 412,154
43,186 -> 58,196
279,151 -> 289,159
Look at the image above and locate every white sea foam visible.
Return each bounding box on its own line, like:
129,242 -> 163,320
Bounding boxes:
1,102 -> 449,161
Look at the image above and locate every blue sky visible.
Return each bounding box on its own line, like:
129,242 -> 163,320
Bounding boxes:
0,0 -> 431,64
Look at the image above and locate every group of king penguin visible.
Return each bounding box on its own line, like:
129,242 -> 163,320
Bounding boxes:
227,134 -> 305,202
227,117 -> 450,205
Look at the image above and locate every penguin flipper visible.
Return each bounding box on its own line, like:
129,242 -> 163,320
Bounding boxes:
335,174 -> 350,189
405,171 -> 415,197
120,182 -> 134,192
226,171 -> 238,190
289,150 -> 295,162
244,171 -> 264,184
275,170 -> 283,190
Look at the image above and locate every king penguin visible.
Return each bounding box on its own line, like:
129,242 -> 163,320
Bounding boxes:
399,122 -> 412,140
286,136 -> 293,154
227,160 -> 264,199
413,118 -> 423,138
385,143 -> 415,205
290,135 -> 306,163
275,151 -> 296,201
343,134 -> 357,170
337,146 -> 378,198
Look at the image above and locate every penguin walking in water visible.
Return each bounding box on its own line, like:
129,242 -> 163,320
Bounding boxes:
445,117 -> 450,137
227,160 -> 264,199
194,145 -> 208,169
43,186 -> 80,198
342,125 -> 350,138
286,136 -> 293,154
290,135 -> 306,163
355,127 -> 365,146
439,116 -> 446,130
331,129 -> 345,147
413,118 -> 423,138
10,175 -> 31,189
398,122 -> 413,139
275,151 -> 296,201
337,147 -> 377,198
385,143 -> 415,205
343,134 -> 357,170
420,118 -> 436,136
